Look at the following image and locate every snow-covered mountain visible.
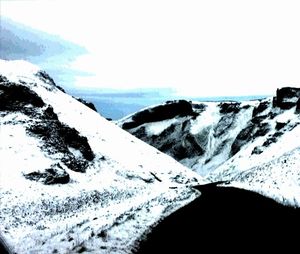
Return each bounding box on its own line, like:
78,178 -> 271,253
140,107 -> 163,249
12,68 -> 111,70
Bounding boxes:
0,59 -> 204,253
1,59 -> 300,253
118,88 -> 300,206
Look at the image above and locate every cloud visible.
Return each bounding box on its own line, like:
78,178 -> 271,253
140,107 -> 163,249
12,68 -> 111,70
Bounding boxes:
2,0 -> 300,96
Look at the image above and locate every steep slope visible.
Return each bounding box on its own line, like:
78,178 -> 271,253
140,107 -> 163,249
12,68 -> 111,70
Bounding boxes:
118,89 -> 300,206
117,99 -> 261,175
0,60 -> 203,253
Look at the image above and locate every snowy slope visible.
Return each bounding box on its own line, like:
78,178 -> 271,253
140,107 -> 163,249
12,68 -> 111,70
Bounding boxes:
118,89 -> 300,207
0,60 -> 204,253
117,99 -> 260,176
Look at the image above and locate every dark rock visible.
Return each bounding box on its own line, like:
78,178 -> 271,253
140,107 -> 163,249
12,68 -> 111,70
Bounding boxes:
252,101 -> 270,117
76,97 -> 97,112
273,87 -> 300,109
0,75 -> 8,83
251,146 -> 263,155
24,163 -> 70,184
262,137 -> 277,147
181,119 -> 190,132
35,70 -> 65,92
231,124 -> 254,156
213,139 -> 230,157
192,103 -> 206,111
29,122 -> 94,162
296,98 -> 300,113
251,115 -> 267,124
61,157 -> 89,173
275,122 -> 287,131
27,107 -> 94,173
172,133 -> 204,160
231,123 -> 270,155
254,123 -> 270,138
214,114 -> 235,137
242,104 -> 251,110
42,106 -> 59,121
273,131 -> 284,138
267,111 -> 278,119
122,100 -> 195,129
133,121 -> 204,161
0,83 -> 45,112
132,126 -> 147,138
218,102 -> 241,114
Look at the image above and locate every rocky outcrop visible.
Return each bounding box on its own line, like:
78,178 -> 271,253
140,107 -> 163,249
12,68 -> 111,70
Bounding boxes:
218,102 -> 241,114
122,100 -> 197,129
75,97 -> 98,112
28,107 -> 95,173
0,82 -> 45,113
36,70 -> 66,92
0,75 -> 95,177
24,163 -> 70,184
252,100 -> 270,117
231,122 -> 270,156
273,87 -> 300,110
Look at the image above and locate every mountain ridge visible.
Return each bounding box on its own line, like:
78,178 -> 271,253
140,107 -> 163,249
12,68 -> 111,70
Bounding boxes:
1,59 -> 300,253
0,59 -> 203,253
119,87 -> 300,207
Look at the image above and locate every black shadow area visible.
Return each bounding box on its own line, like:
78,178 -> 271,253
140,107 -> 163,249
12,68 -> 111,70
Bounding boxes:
136,184 -> 300,253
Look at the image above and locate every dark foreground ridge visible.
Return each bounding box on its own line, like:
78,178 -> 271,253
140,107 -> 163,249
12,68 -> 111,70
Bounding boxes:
136,184 -> 300,253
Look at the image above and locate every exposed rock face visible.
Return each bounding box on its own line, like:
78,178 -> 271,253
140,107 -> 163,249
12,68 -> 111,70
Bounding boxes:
24,163 -> 70,184
119,100 -> 254,174
218,102 -> 241,114
296,98 -> 300,113
0,81 -> 45,112
122,100 -> 197,130
252,100 -> 270,117
75,97 -> 98,112
231,122 -> 270,156
0,60 -> 204,254
120,88 -> 300,176
0,75 -> 95,178
35,70 -> 66,92
273,87 -> 300,110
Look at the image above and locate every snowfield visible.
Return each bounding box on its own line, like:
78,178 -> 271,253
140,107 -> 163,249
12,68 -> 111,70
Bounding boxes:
0,60 -> 203,253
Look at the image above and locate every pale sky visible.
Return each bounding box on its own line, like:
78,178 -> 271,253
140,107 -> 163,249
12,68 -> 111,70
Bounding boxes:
2,0 -> 300,96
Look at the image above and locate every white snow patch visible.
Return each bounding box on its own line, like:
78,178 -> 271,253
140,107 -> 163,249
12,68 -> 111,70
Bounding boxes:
145,118 -> 178,135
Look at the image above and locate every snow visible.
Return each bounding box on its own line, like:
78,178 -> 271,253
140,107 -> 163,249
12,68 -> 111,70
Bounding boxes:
228,147 -> 300,207
209,108 -> 300,182
119,92 -> 300,207
2,58 -> 300,252
0,59 -> 204,253
185,102 -> 255,176
145,118 -> 179,136
190,103 -> 219,135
